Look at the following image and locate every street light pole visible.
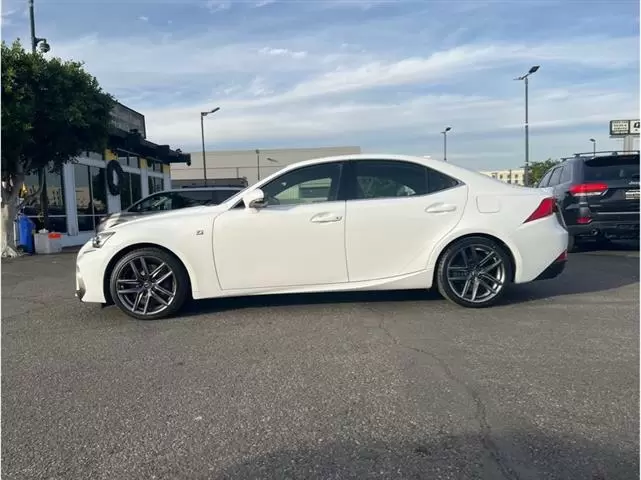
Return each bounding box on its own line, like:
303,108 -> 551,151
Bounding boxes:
200,107 -> 220,186
255,149 -> 261,181
441,126 -> 451,162
589,138 -> 596,156
515,65 -> 540,186
29,0 -> 51,230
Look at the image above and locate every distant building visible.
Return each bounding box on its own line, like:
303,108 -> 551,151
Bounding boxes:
479,168 -> 525,185
171,146 -> 362,187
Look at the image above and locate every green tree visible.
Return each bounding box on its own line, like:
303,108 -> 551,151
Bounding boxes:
526,158 -> 560,186
1,39 -> 114,256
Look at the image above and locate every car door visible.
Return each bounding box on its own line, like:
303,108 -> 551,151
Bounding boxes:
213,161 -> 349,290
344,159 -> 467,282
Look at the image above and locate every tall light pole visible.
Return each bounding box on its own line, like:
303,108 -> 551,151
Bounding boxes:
441,126 -> 452,162
28,0 -> 50,54
514,65 -> 540,186
29,0 -> 50,230
589,138 -> 596,156
200,107 -> 220,186
255,149 -> 261,181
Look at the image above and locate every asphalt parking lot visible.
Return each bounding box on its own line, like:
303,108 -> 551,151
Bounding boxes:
2,243 -> 639,480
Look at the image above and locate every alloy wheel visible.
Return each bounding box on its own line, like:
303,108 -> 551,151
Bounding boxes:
115,255 -> 177,316
445,244 -> 507,304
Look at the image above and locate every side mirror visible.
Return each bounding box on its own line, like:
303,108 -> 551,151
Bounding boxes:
242,188 -> 267,209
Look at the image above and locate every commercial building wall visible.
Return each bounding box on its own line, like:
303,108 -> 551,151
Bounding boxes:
479,168 -> 525,185
171,146 -> 361,187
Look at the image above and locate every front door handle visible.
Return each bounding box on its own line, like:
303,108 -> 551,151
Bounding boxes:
310,213 -> 343,223
425,203 -> 457,214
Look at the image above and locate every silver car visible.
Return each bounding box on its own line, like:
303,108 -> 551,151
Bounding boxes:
97,186 -> 244,232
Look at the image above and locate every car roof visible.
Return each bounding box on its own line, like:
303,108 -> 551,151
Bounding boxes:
254,153 -> 515,191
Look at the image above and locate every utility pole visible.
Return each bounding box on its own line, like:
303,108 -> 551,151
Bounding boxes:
200,107 -> 220,186
514,65 -> 540,186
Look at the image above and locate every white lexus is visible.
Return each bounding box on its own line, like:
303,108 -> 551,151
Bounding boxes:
75,154 -> 568,320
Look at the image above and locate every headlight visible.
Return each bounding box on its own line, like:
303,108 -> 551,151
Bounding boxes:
91,231 -> 115,248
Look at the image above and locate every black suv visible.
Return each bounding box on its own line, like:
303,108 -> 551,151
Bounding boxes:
537,151 -> 639,251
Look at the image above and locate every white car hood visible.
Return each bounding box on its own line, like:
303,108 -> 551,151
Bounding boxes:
106,205 -> 225,231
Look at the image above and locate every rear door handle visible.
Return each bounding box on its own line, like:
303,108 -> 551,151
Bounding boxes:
425,203 -> 457,213
310,213 -> 343,223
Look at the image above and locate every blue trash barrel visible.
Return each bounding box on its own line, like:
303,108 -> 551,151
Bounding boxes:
16,214 -> 35,254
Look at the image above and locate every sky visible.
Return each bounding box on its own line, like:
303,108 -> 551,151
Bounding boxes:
1,0 -> 640,170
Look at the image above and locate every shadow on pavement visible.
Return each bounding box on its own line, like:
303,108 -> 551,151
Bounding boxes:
182,249 -> 638,316
218,432 -> 637,480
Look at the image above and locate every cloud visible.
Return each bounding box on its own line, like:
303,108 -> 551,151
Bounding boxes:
138,15 -> 149,22
5,0 -> 636,168
205,0 -> 231,13
258,46 -> 308,59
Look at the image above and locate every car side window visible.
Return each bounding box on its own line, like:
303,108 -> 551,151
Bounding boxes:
261,162 -> 343,206
129,193 -> 173,212
548,167 -> 562,187
560,165 -> 571,183
352,160 -> 428,199
538,170 -> 553,188
427,168 -> 460,193
177,191 -> 218,207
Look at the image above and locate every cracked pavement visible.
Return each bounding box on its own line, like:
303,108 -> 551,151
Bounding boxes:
2,243 -> 639,479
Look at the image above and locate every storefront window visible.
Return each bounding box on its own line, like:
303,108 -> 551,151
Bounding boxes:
120,172 -> 143,210
22,170 -> 67,233
130,172 -> 142,205
75,164 -> 107,231
120,171 -> 132,210
148,176 -> 164,194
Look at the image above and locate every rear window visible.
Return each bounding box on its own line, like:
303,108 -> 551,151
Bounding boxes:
583,155 -> 639,182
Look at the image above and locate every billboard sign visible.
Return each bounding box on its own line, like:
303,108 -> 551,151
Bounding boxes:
609,119 -> 640,136
110,102 -> 147,138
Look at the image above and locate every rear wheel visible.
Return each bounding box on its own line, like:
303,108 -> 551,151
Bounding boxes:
436,236 -> 513,308
109,248 -> 190,320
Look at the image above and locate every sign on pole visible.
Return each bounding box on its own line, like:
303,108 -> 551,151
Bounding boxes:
609,119 -> 640,137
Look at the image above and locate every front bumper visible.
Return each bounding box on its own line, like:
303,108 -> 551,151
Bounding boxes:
75,241 -> 110,304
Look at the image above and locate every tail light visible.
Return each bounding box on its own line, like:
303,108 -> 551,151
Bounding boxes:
569,183 -> 608,197
524,197 -> 555,224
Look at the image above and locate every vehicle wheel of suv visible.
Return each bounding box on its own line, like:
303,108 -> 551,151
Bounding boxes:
109,248 -> 190,320
436,236 -> 513,308
567,234 -> 577,253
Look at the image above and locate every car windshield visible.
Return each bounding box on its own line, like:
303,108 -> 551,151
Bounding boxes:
583,155 -> 640,182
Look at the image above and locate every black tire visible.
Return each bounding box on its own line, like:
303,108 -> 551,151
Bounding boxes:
567,234 -> 577,253
109,247 -> 190,320
436,236 -> 513,308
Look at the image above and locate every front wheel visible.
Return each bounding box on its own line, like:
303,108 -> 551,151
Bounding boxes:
109,247 -> 190,320
436,236 -> 513,308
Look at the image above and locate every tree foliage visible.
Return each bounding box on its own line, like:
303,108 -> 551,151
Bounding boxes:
1,39 -> 114,188
1,39 -> 115,255
526,158 -> 560,186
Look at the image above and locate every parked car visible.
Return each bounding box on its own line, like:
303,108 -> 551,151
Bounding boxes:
76,153 -> 568,320
96,186 -> 244,232
536,151 -> 639,251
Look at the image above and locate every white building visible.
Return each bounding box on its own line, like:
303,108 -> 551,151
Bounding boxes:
479,168 -> 525,185
171,146 -> 362,187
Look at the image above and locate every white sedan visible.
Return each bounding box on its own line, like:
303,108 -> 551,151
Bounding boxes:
75,154 -> 568,320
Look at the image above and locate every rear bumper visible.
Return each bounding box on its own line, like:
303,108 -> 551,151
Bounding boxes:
568,220 -> 639,239
534,254 -> 567,281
